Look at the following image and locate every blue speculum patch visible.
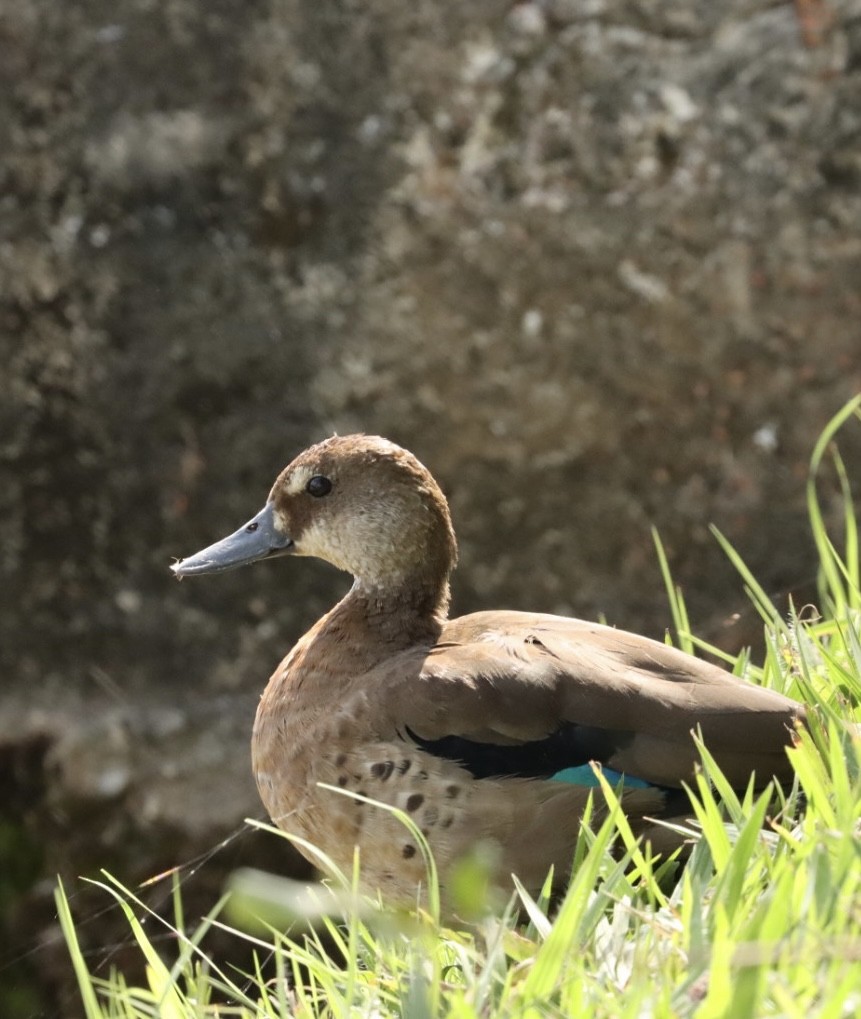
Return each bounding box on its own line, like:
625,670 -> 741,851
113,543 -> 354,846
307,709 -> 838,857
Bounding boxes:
550,765 -> 651,789
406,725 -> 648,786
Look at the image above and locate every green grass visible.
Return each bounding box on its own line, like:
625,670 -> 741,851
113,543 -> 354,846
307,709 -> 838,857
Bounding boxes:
58,399 -> 861,1018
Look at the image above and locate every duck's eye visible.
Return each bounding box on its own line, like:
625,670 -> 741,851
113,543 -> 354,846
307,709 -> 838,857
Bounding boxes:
306,475 -> 333,498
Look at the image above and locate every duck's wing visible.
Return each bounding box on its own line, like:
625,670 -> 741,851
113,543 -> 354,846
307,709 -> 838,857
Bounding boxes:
392,611 -> 804,790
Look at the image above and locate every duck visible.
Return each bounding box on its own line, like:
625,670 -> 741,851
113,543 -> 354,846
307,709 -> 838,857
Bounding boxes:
172,434 -> 806,902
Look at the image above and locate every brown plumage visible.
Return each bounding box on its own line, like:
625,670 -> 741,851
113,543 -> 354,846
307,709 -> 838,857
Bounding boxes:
172,435 -> 805,901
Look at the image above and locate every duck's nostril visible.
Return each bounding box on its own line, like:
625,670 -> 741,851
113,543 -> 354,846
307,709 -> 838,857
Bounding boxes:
246,522 -> 260,532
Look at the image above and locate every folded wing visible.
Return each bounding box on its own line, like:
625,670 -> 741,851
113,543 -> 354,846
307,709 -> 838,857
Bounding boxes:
392,611 -> 804,790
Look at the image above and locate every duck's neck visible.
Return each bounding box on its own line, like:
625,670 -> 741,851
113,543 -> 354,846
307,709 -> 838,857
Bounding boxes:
303,570 -> 448,665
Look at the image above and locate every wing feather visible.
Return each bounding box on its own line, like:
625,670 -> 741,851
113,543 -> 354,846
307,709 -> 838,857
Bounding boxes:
386,610 -> 804,789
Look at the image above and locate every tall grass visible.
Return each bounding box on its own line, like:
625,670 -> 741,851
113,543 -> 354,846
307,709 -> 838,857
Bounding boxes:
58,399 -> 861,1018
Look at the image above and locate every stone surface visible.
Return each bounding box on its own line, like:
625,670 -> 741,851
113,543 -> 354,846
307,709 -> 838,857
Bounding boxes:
1,0 -> 860,1013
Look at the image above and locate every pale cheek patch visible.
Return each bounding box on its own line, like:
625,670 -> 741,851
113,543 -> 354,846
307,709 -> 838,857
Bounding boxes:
273,507 -> 291,536
294,517 -> 351,571
294,515 -> 409,583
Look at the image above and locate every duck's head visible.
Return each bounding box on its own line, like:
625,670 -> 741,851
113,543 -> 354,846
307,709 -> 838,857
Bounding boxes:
172,435 -> 458,599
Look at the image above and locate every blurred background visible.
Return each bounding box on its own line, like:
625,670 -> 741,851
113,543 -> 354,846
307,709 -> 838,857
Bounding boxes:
1,0 -> 860,1014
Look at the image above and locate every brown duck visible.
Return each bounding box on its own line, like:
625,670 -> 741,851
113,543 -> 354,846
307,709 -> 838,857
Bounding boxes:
172,435 -> 805,900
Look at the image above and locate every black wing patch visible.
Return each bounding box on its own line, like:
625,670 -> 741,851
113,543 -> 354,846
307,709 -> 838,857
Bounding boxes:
405,722 -> 634,781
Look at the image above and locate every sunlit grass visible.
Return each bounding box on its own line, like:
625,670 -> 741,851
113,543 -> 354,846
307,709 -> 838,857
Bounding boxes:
58,399 -> 861,1018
